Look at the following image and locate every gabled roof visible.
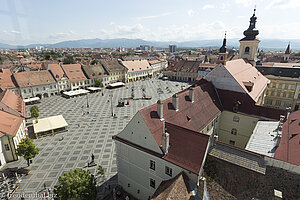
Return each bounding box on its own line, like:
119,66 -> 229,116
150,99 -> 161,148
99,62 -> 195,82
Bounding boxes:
27,63 -> 42,70
100,59 -> 125,72
121,60 -> 152,72
82,64 -> 109,79
166,60 -> 216,73
139,79 -> 222,146
151,172 -> 193,200
61,64 -> 88,82
13,70 -> 56,87
0,69 -> 16,90
0,89 -> 26,117
275,110 -> 300,165
225,59 -> 269,102
48,64 -> 66,81
0,110 -> 23,137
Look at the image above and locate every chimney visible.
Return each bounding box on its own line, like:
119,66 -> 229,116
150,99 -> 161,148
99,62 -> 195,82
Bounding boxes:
162,121 -> 169,154
172,94 -> 179,111
189,87 -> 195,102
157,99 -> 163,120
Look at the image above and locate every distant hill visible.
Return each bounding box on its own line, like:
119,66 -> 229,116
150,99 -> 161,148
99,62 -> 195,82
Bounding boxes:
1,38 -> 300,50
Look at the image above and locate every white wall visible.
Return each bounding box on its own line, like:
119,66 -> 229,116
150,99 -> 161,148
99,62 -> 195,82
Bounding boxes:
20,83 -> 59,99
0,138 -> 6,167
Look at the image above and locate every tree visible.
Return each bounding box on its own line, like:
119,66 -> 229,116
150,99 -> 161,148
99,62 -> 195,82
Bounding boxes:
63,55 -> 75,64
54,168 -> 97,200
94,79 -> 103,87
30,105 -> 39,120
97,165 -> 105,183
16,138 -> 39,166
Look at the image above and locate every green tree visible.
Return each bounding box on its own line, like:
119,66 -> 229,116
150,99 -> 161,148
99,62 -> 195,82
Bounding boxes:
16,138 -> 39,166
94,79 -> 103,87
90,59 -> 98,65
54,168 -> 97,200
97,165 -> 105,183
63,55 -> 75,64
30,105 -> 39,120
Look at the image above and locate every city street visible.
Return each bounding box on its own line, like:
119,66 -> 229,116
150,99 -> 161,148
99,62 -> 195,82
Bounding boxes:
2,79 -> 191,200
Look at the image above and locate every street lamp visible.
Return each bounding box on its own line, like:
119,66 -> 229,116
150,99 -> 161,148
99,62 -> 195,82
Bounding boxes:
86,95 -> 89,108
110,92 -> 113,117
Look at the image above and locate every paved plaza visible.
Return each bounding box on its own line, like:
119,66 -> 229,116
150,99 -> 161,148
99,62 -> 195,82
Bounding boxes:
2,79 -> 191,200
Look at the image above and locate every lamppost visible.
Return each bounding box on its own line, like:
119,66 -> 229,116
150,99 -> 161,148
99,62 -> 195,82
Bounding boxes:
86,95 -> 89,108
110,93 -> 113,117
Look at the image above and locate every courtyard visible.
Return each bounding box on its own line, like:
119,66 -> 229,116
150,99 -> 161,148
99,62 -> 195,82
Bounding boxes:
1,78 -> 191,200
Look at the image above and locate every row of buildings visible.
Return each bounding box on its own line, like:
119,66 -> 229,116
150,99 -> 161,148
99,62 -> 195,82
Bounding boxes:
113,9 -> 300,199
0,59 -> 167,99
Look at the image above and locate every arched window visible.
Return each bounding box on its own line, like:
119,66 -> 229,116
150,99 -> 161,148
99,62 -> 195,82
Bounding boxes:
220,56 -> 224,61
231,128 -> 237,135
245,47 -> 250,54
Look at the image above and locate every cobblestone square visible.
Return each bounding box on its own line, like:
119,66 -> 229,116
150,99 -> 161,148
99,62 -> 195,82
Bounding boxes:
2,79 -> 190,199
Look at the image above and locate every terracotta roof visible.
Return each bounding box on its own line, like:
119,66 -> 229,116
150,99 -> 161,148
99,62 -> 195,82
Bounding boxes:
82,64 -> 109,79
148,59 -> 163,65
163,122 -> 210,174
0,110 -> 23,137
121,60 -> 152,72
275,110 -> 300,165
61,64 -> 88,82
0,89 -> 26,117
140,79 -> 222,147
13,70 -> 56,87
0,69 -> 16,90
48,64 -> 66,81
225,59 -> 269,102
27,63 -> 42,70
256,65 -> 300,78
151,172 -> 193,200
216,89 -> 285,120
100,59 -> 125,72
166,60 -> 216,73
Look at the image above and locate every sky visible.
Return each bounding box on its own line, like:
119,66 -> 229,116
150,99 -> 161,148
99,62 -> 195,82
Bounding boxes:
1,0 -> 300,45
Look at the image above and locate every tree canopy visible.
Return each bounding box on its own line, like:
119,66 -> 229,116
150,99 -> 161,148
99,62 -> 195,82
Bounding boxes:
63,55 -> 75,64
94,79 -> 103,87
54,168 -> 97,200
90,59 -> 98,65
16,138 -> 39,166
30,105 -> 39,119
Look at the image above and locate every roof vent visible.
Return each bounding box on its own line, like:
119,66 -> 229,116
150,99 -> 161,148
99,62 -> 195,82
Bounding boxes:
186,115 -> 191,121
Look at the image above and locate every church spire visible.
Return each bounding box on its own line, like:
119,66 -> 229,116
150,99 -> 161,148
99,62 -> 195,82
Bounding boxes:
241,8 -> 259,41
285,42 -> 291,54
218,31 -> 228,65
219,31 -> 227,53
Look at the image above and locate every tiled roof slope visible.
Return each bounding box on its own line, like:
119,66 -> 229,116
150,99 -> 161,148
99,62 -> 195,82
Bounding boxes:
82,64 -> 109,79
0,69 -> 16,90
0,110 -> 23,137
275,110 -> 300,165
100,59 -> 125,72
121,60 -> 152,72
0,89 -> 26,117
216,89 -> 285,121
61,64 -> 88,82
48,64 -> 65,81
139,79 -> 222,146
13,70 -> 56,87
166,60 -> 216,73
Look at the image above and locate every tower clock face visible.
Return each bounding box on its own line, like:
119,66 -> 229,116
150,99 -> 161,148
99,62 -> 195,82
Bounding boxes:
251,22 -> 254,26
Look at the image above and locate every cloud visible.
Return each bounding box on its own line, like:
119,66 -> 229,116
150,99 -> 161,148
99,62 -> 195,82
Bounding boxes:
137,12 -> 173,20
187,9 -> 196,16
235,0 -> 254,7
266,0 -> 300,9
202,4 -> 214,10
11,30 -> 21,34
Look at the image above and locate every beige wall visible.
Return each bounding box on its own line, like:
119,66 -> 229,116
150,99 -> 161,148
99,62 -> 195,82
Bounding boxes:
217,111 -> 259,148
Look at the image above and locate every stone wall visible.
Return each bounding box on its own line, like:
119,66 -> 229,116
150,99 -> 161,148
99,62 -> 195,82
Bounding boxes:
204,156 -> 300,200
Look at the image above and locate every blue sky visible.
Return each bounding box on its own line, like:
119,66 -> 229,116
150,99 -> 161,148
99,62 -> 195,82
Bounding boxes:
1,0 -> 300,45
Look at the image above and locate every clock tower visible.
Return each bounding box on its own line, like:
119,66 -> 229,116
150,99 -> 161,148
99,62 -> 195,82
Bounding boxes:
218,32 -> 227,65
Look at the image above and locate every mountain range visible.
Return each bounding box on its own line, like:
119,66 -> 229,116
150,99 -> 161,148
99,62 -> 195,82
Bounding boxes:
1,38 -> 300,50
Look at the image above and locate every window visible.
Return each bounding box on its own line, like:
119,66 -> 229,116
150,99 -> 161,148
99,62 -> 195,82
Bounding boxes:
231,128 -> 237,135
4,144 -> 9,151
43,87 -> 46,90
266,99 -> 273,105
298,94 -> 300,100
229,140 -> 235,145
275,100 -> 281,107
165,166 -> 172,176
23,89 -> 26,93
283,92 -> 286,97
265,90 -> 269,95
284,102 -> 291,108
278,84 -> 282,89
233,116 -> 239,122
244,47 -> 250,54
36,88 -> 38,92
276,92 -> 281,97
28,89 -> 31,92
284,84 -> 288,89
290,85 -> 295,90
289,93 -> 293,98
54,85 -> 56,88
150,178 -> 156,188
271,91 -> 275,96
272,83 -> 276,88
220,56 -> 224,61
150,160 -> 155,170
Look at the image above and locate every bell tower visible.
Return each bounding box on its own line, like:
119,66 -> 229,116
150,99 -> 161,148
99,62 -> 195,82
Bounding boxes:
218,32 -> 227,65
239,8 -> 260,66
283,43 -> 291,63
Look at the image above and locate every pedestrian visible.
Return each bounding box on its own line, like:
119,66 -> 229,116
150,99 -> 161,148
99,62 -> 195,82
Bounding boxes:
91,153 -> 95,163
48,188 -> 52,194
44,183 -> 46,190
61,135 -> 64,140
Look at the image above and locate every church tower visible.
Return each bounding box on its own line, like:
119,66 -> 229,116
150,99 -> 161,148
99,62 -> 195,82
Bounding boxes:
218,32 -> 227,65
239,8 -> 260,66
283,43 -> 291,63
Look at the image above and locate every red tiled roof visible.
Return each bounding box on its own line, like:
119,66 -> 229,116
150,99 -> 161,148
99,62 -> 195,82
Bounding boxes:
61,64 -> 88,82
0,110 -> 23,137
139,79 -> 222,146
166,60 -> 216,73
163,122 -> 209,174
48,64 -> 65,81
13,70 -> 56,87
0,89 -> 26,117
0,69 -> 17,90
275,110 -> 300,165
216,89 -> 285,120
27,63 -> 42,70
